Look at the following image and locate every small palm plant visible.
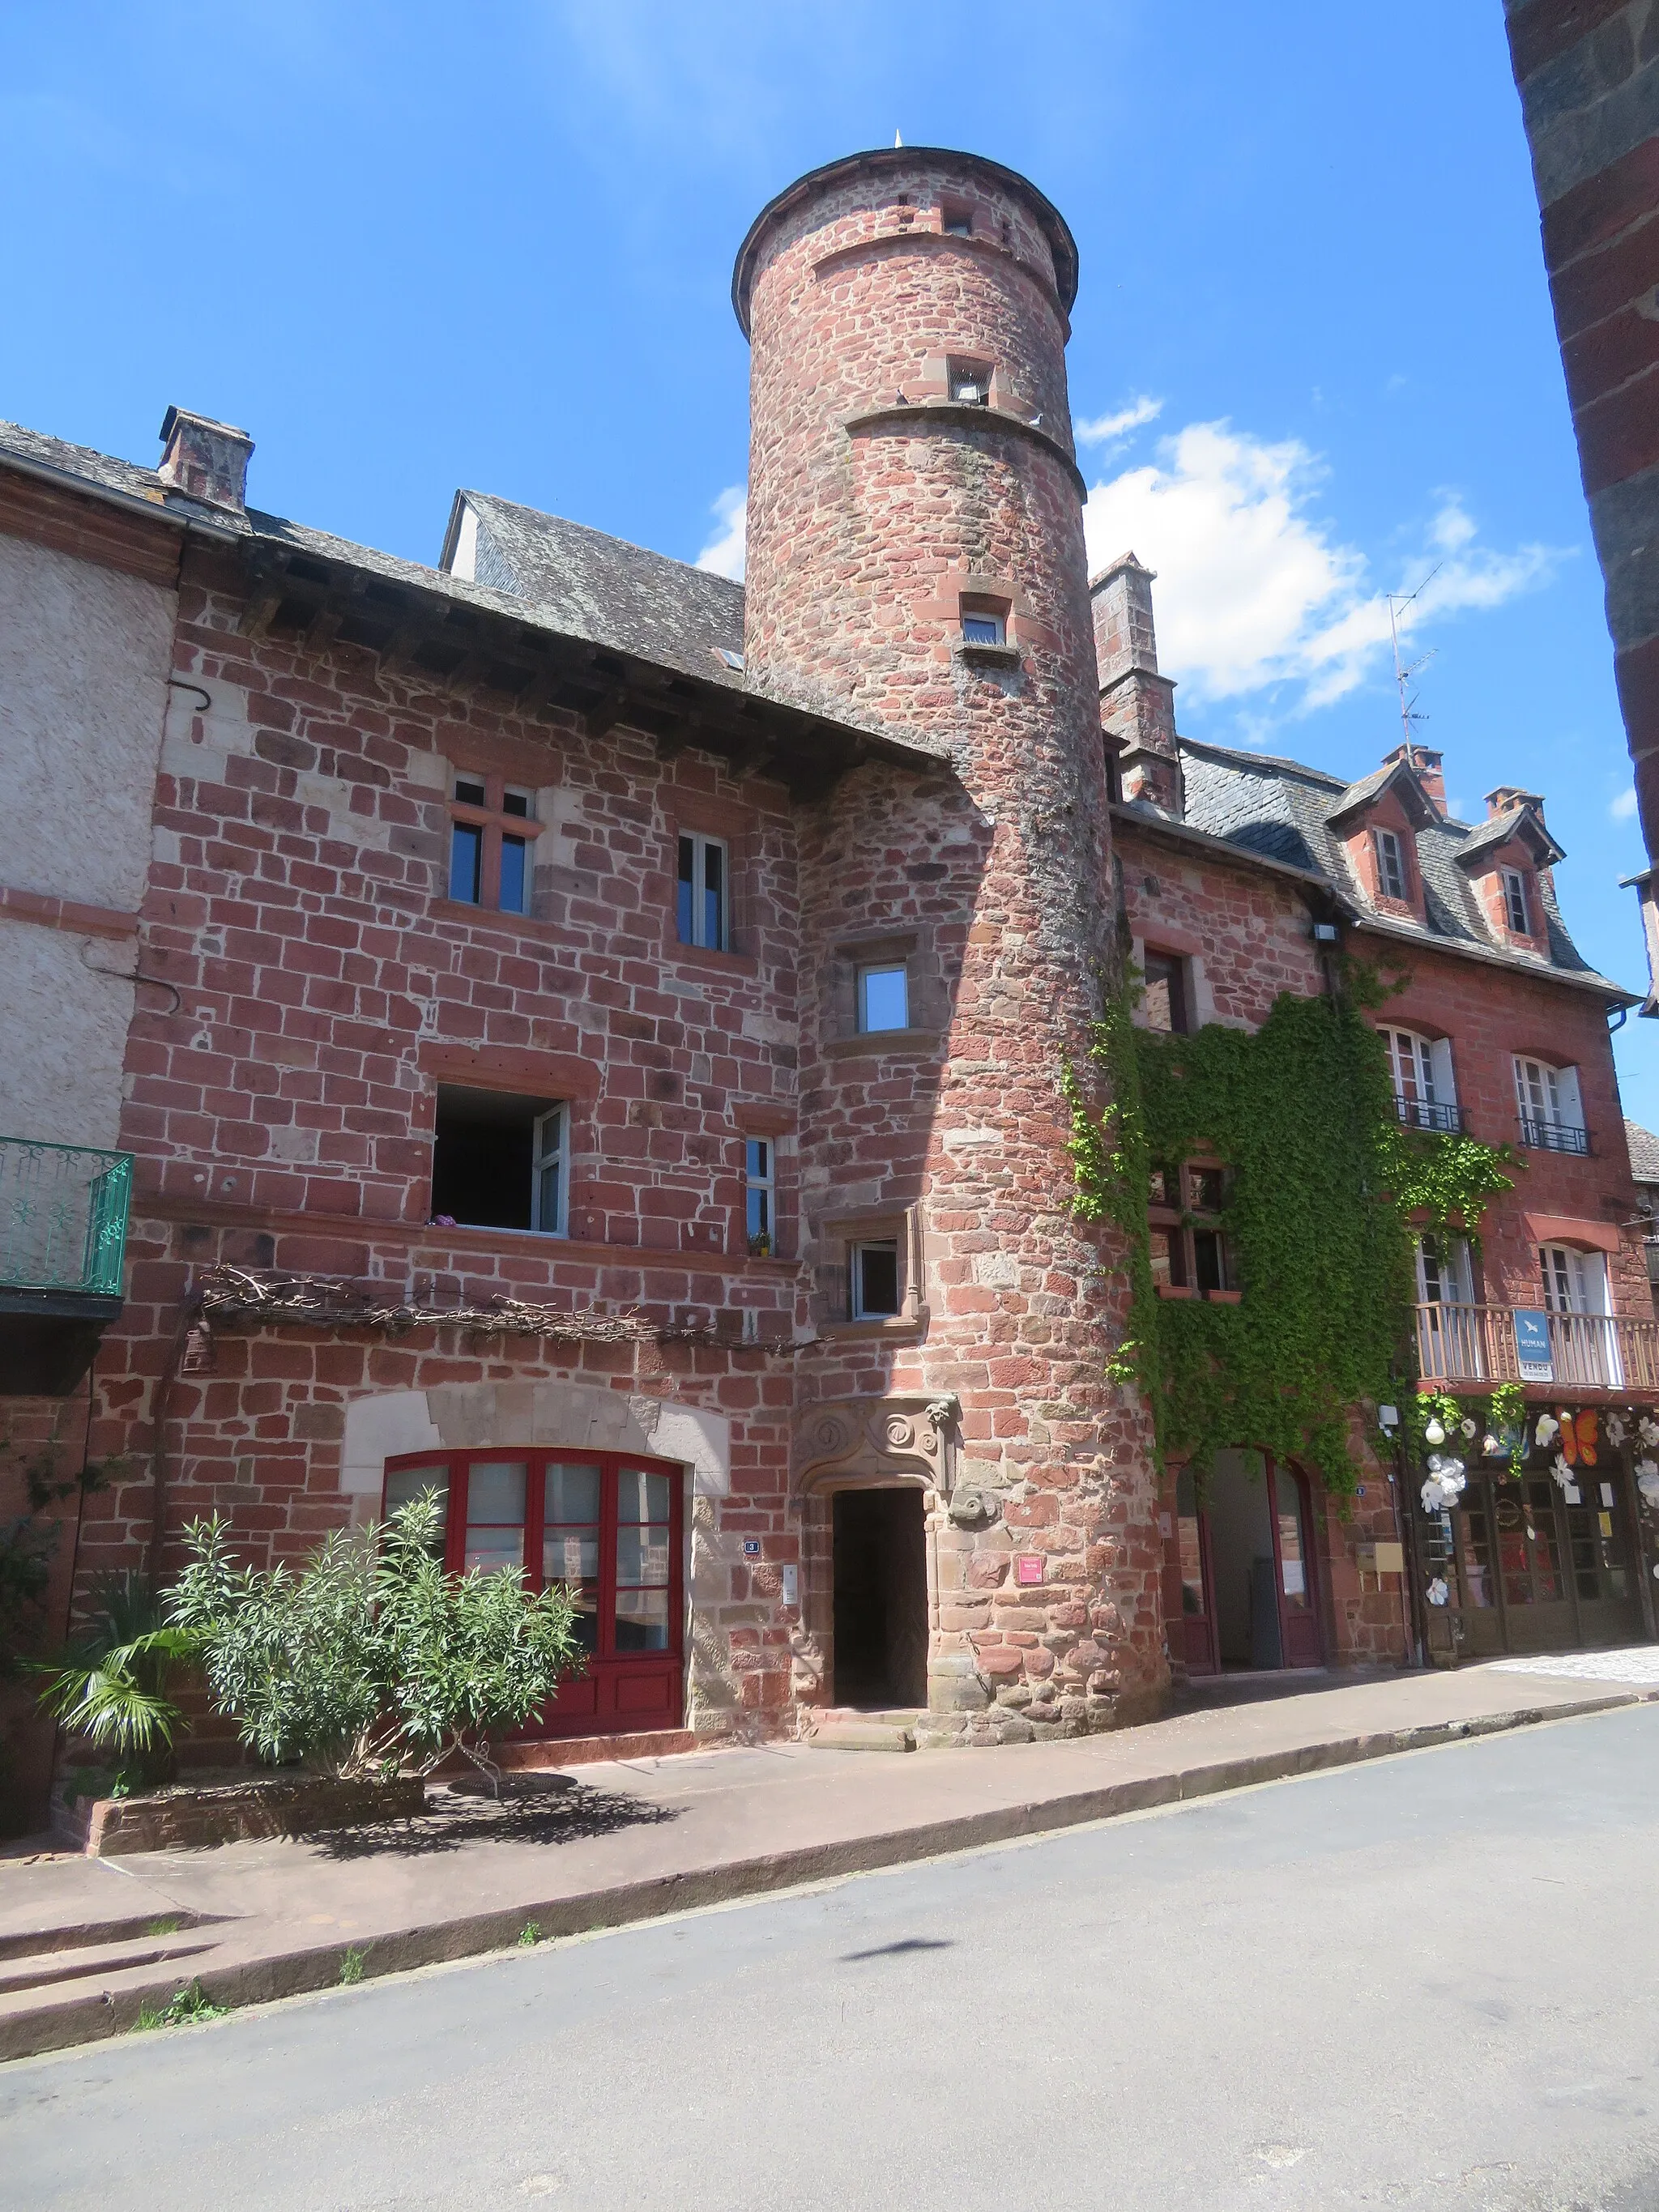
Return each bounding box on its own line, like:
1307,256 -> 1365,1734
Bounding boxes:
34,1572 -> 198,1788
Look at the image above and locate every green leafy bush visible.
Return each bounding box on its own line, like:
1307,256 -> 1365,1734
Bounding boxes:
168,1495 -> 581,1786
32,1573 -> 198,1786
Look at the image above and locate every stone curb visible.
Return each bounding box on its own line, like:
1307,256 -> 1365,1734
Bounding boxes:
2,1690 -> 1647,2065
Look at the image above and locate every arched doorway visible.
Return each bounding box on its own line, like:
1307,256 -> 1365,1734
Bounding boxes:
831,1485 -> 928,1708
1175,1447 -> 1322,1676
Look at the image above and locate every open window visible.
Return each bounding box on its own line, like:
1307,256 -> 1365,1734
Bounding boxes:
1513,1056 -> 1587,1155
1142,950 -> 1191,1036
851,1239 -> 902,1320
1501,867 -> 1531,936
430,1088 -> 568,1235
1383,1027 -> 1461,1134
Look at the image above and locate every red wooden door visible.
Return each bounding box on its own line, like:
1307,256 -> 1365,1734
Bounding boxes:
384,1447 -> 684,1740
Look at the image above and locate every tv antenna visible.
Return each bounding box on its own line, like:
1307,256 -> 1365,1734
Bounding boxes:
1386,566 -> 1441,749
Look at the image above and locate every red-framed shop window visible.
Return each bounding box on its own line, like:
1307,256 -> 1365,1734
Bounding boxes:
382,1447 -> 684,1740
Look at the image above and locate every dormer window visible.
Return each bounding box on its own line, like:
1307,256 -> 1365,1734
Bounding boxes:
1374,827 -> 1407,901
1501,867 -> 1530,935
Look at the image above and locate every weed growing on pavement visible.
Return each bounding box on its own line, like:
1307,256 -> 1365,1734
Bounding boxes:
517,1920 -> 543,1948
337,1946 -> 366,1985
145,1916 -> 183,1937
132,1980 -> 228,2031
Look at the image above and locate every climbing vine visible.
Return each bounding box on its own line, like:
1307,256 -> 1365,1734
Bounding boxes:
1067,961 -> 1518,1498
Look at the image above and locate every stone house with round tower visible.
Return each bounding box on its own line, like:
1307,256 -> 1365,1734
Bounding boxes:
1,145 -> 1653,1826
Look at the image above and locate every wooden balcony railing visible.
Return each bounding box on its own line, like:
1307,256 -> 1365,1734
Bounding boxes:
1414,1302 -> 1659,1393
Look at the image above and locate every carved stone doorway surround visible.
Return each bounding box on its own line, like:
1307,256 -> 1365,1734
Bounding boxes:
789,1395 -> 964,1716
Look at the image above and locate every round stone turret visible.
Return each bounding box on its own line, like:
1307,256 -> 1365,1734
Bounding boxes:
736,151 -> 1166,1739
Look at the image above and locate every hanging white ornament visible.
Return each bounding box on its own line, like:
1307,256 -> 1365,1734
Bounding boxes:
1638,1461 -> 1659,1507
1535,1414 -> 1559,1446
1461,1418 -> 1477,1438
1423,1417 -> 1446,1447
1607,1414 -> 1627,1447
1482,1434 -> 1502,1458
1639,1416 -> 1659,1450
1427,1577 -> 1450,1607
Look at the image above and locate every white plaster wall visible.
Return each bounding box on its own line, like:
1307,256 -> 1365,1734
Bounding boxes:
0,530 -> 177,1149
0,926 -> 133,1148
0,534 -> 176,911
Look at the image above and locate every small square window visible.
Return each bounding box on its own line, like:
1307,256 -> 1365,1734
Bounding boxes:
677,833 -> 727,952
962,613 -> 1004,646
454,776 -> 487,808
1501,867 -> 1530,934
1149,1227 -> 1185,1289
941,202 -> 975,237
949,357 -> 991,405
1188,1166 -> 1226,1216
858,964 -> 910,1032
851,1240 -> 902,1320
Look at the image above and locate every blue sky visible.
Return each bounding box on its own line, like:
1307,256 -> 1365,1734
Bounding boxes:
4,2 -> 1653,1118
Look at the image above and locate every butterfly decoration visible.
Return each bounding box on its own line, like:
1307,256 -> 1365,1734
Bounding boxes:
1556,1409 -> 1597,1467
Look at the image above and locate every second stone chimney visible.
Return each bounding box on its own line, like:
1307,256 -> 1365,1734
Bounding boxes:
157,406 -> 253,514
1485,783 -> 1544,819
1090,552 -> 1182,816
1384,742 -> 1446,816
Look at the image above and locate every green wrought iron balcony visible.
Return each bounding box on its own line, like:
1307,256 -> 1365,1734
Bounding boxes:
0,1138 -> 132,1298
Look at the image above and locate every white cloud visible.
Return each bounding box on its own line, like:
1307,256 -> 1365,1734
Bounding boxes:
1075,395 -> 1162,447
1082,421 -> 1562,711
1612,786 -> 1640,821
695,485 -> 746,581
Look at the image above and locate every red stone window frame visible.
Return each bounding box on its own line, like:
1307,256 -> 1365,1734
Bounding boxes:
1372,825 -> 1408,903
447,769 -> 544,914
382,1447 -> 684,1741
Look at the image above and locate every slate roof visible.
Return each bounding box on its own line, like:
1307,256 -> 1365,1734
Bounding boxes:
446,492 -> 747,692
1627,1120 -> 1659,1184
1454,803 -> 1564,868
0,417 -> 947,764
1166,733 -> 1631,1001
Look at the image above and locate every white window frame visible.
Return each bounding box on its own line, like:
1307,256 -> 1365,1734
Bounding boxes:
1384,1028 -> 1457,1129
1500,867 -> 1530,935
1373,826 -> 1407,901
1514,1056 -> 1584,1140
1415,1234 -> 1473,1305
857,962 -> 911,1033
851,1238 -> 902,1321
744,1137 -> 774,1253
676,832 -> 728,953
531,1106 -> 569,1237
1540,1243 -> 1609,1316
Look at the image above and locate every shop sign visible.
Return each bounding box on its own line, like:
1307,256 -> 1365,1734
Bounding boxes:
1512,1307 -> 1553,1383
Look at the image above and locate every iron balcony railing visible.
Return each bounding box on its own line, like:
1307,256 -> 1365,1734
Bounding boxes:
1517,1115 -> 1590,1156
1393,1094 -> 1465,1136
1414,1301 -> 1659,1393
0,1138 -> 133,1298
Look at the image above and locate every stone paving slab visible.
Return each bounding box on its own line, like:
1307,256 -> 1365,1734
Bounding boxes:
1,1660 -> 1652,2061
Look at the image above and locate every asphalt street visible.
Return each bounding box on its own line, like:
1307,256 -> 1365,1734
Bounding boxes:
6,1705 -> 1659,2211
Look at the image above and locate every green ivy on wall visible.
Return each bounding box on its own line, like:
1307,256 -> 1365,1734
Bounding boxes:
1067,962 -> 1518,1498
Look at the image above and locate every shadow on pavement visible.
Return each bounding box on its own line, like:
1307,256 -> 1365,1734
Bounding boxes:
312,1771 -> 681,1858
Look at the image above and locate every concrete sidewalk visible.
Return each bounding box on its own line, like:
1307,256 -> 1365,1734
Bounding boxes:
4,1656 -> 1655,2061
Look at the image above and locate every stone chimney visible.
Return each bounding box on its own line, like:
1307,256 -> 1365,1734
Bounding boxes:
1384,743 -> 1447,815
1090,552 -> 1182,816
1485,783 -> 1544,819
157,406 -> 253,514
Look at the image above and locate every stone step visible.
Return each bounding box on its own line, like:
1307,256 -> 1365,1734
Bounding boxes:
0,1933 -> 220,1999
804,1720 -> 916,1753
